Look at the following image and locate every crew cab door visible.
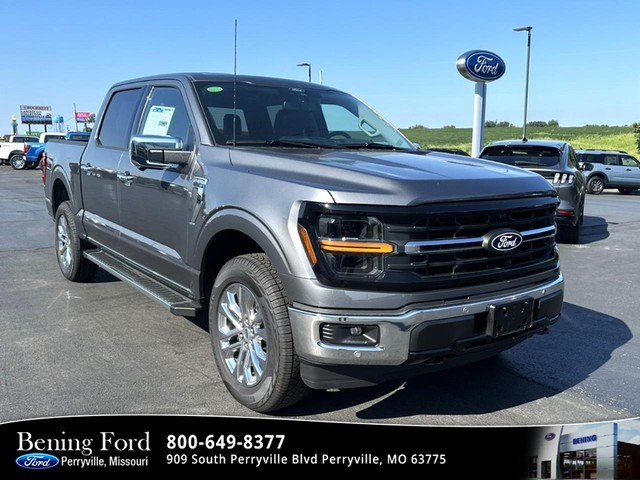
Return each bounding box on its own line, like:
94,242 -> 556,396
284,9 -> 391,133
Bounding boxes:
601,154 -> 626,183
81,87 -> 144,251
619,154 -> 640,187
116,85 -> 197,292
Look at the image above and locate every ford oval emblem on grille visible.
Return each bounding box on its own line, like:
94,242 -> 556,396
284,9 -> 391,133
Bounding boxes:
483,229 -> 523,253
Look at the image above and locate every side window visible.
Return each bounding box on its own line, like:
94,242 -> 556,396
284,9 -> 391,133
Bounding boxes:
621,155 -> 640,167
98,88 -> 143,149
582,154 -> 602,164
603,155 -> 619,166
567,147 -> 578,168
139,87 -> 194,150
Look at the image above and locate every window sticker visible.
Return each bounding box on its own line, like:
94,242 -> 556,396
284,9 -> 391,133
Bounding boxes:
207,86 -> 223,93
142,105 -> 176,136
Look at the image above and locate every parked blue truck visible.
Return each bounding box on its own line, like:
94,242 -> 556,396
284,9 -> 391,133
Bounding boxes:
15,131 -> 91,170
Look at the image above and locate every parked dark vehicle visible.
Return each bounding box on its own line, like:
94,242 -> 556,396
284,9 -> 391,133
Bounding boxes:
479,140 -> 586,243
43,73 -> 564,412
576,149 -> 640,195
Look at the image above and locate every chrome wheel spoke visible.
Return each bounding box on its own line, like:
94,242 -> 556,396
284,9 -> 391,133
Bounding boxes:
248,340 -> 266,373
220,288 -> 243,331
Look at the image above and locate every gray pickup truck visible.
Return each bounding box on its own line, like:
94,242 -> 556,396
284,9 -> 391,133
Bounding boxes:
43,73 -> 564,412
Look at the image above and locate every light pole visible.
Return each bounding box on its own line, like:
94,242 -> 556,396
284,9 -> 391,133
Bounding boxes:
297,63 -> 311,82
513,26 -> 532,141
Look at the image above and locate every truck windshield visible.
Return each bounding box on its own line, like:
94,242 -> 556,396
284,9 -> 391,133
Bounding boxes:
194,80 -> 415,151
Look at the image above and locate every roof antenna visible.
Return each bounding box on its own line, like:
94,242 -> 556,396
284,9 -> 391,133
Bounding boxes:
232,19 -> 238,148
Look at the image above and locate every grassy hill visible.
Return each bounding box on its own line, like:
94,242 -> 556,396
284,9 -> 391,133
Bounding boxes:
399,125 -> 639,156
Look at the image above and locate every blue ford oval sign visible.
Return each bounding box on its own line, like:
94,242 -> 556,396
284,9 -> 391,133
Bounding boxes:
456,50 -> 506,83
545,433 -> 556,441
16,453 -> 60,470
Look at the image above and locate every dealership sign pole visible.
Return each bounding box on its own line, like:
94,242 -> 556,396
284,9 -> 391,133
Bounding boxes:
456,51 -> 506,157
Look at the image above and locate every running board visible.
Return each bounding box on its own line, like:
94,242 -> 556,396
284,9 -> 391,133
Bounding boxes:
84,250 -> 200,317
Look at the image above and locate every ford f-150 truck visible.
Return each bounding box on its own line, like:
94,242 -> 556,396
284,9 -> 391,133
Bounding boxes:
43,73 -> 564,412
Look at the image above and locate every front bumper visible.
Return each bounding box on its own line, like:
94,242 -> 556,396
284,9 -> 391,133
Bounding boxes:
289,274 -> 563,388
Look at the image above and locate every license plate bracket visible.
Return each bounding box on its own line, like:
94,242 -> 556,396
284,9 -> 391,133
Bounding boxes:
487,298 -> 534,337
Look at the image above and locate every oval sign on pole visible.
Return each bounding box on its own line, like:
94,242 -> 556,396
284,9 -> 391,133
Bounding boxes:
456,50 -> 506,83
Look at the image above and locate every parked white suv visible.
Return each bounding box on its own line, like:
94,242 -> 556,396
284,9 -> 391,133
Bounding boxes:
576,149 -> 640,194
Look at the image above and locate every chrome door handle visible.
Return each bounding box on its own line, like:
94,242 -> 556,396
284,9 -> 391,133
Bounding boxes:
193,177 -> 208,203
117,171 -> 134,186
81,163 -> 95,175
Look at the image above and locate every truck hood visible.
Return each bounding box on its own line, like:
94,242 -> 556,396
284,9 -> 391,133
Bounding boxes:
229,148 -> 556,205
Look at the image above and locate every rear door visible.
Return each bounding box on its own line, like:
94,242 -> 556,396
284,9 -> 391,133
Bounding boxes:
619,154 -> 640,187
81,87 -> 144,251
116,83 -> 197,292
600,154 -> 626,183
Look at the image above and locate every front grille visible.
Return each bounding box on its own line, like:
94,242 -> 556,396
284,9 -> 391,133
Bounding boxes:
380,197 -> 558,289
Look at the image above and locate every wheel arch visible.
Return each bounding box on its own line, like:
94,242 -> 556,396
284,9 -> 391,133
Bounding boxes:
196,209 -> 292,301
51,177 -> 71,216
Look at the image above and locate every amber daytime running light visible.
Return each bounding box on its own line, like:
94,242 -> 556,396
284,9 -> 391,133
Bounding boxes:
317,239 -> 394,253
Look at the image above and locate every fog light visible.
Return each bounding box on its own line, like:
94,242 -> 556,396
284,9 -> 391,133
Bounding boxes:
320,324 -> 379,346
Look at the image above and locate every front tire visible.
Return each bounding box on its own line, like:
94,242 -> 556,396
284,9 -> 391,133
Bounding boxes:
10,154 -> 26,170
54,201 -> 98,282
209,253 -> 308,412
587,176 -> 605,195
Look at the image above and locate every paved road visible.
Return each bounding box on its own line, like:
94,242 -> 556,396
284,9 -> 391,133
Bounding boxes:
1,168 -> 638,425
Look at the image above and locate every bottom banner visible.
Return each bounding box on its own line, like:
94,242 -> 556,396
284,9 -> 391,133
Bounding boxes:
1,415 -> 639,478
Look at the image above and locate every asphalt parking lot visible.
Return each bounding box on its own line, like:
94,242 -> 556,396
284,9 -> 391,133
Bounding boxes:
1,168 -> 639,425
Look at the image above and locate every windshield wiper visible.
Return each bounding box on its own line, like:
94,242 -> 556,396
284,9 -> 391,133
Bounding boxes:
341,141 -> 408,151
226,138 -> 337,149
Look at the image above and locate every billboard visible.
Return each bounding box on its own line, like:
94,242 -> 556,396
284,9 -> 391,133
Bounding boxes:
75,111 -> 92,123
20,105 -> 53,125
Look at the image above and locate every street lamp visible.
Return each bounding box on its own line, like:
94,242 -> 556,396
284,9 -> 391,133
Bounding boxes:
513,26 -> 532,141
297,63 -> 311,82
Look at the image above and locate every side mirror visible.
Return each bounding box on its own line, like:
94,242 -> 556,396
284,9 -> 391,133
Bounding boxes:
130,135 -> 192,170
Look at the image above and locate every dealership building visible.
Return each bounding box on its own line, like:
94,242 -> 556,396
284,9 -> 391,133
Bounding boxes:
528,422 -> 640,479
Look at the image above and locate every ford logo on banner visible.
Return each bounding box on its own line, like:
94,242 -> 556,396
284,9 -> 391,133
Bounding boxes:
456,50 -> 506,83
16,453 -> 60,470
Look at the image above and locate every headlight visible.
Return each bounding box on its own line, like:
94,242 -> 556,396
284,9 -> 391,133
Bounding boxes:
298,212 -> 395,279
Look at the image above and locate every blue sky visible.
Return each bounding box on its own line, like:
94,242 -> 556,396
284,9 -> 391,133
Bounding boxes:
1,0 -> 639,133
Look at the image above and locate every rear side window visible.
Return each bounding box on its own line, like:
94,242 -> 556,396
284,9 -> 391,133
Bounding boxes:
98,88 -> 143,149
480,146 -> 561,167
578,153 -> 603,164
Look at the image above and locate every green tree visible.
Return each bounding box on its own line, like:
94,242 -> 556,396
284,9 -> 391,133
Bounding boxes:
633,122 -> 640,151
